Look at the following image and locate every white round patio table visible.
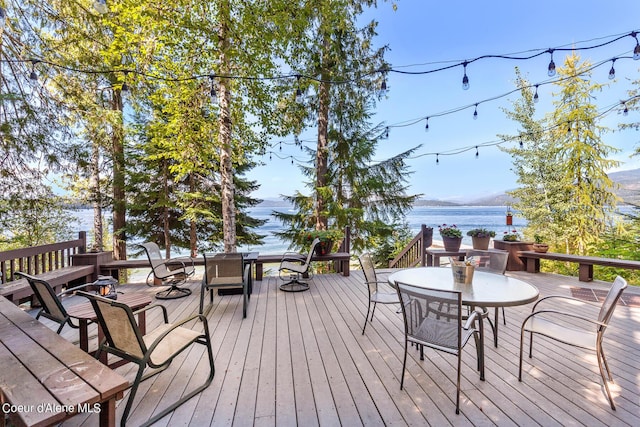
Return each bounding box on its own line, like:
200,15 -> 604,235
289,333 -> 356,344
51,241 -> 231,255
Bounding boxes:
388,267 -> 539,347
387,267 -> 539,308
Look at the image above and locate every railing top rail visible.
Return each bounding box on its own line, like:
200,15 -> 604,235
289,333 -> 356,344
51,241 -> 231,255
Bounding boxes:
0,232 -> 87,263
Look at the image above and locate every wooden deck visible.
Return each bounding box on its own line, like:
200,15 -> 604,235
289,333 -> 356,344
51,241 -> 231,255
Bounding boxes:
33,270 -> 640,426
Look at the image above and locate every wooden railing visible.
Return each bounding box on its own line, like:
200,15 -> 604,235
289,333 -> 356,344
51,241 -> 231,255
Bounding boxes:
0,231 -> 88,284
388,225 -> 433,269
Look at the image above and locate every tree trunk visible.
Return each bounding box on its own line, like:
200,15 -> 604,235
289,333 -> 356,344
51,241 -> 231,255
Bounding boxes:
90,139 -> 103,251
218,0 -> 236,252
189,173 -> 197,257
162,159 -> 171,259
315,38 -> 331,231
111,89 -> 126,260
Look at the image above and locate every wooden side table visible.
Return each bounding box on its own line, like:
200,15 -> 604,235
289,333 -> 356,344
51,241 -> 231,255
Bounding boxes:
425,249 -> 467,267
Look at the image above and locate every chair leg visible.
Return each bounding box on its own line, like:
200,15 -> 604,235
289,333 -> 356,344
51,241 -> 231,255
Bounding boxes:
400,339 -> 408,390
518,326 -> 526,381
362,300 -> 372,335
121,363 -> 147,427
502,306 -> 506,325
456,353 -> 461,414
597,343 -> 616,410
156,284 -> 192,300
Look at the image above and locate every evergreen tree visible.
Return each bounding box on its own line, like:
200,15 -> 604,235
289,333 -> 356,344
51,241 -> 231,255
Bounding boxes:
502,55 -> 620,255
277,1 -> 417,251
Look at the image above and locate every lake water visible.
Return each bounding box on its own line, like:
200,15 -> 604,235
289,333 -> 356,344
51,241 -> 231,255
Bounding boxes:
71,205 -> 529,255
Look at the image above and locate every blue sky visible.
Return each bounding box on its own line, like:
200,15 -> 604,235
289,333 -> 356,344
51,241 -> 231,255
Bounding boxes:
249,0 -> 640,201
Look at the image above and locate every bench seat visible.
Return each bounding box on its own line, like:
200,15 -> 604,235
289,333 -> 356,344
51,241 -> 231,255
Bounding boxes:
0,265 -> 95,304
518,250 -> 640,282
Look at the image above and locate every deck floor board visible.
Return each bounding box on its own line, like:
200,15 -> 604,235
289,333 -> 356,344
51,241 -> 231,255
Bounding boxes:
27,269 -> 640,426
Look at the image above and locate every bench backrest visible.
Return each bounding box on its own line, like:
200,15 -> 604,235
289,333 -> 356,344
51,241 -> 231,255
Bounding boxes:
0,232 -> 87,284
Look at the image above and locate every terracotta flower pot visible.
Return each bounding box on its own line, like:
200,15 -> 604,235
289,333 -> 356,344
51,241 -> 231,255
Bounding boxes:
533,243 -> 549,253
442,236 -> 462,252
471,236 -> 491,250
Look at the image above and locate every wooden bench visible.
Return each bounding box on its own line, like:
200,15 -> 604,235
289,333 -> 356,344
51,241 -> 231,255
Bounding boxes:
0,296 -> 128,427
518,250 -> 640,282
255,252 -> 351,281
0,232 -> 94,305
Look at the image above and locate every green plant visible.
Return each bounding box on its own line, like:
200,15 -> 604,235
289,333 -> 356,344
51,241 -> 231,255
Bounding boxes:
304,229 -> 344,244
533,234 -> 544,244
438,224 -> 462,238
503,229 -> 520,241
466,228 -> 496,238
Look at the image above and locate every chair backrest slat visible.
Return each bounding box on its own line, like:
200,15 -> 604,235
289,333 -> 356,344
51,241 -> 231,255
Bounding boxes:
84,293 -> 146,359
598,276 -> 628,327
467,250 -> 508,274
396,281 -> 462,351
15,272 -> 67,322
204,253 -> 244,285
359,253 -> 378,294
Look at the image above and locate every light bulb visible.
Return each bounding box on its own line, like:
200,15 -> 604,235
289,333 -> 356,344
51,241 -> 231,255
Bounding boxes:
547,59 -> 556,77
461,62 -> 469,90
424,118 -> 429,132
378,79 -> 388,97
94,0 -> 109,14
295,88 -> 304,104
635,42 -> 640,60
533,85 -> 539,103
473,105 -> 478,120
29,70 -> 38,81
384,127 -> 389,139
0,7 -> 6,30
623,104 -> 629,116
475,146 -> 479,158
436,154 -> 439,165
608,60 -> 616,80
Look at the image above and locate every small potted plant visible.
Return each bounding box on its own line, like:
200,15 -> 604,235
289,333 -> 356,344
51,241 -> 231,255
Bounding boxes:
438,224 -> 463,252
532,234 -> 549,253
305,229 -> 344,256
502,229 -> 520,242
466,228 -> 496,250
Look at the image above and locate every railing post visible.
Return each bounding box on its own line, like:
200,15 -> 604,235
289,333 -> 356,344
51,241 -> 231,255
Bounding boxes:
78,231 -> 87,254
420,224 -> 427,267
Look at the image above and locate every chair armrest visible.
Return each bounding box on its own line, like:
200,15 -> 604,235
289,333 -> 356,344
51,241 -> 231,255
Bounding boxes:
281,252 -> 306,262
133,304 -> 169,323
463,309 -> 484,330
57,283 -> 95,297
523,309 -> 607,328
244,264 -> 250,284
531,294 -> 601,312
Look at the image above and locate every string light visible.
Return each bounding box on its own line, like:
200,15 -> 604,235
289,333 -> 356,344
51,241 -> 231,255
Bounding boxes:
622,102 -> 629,116
121,71 -> 129,92
566,121 -> 571,134
475,146 -> 479,158
462,61 -> 470,90
209,75 -> 218,104
93,0 -> 109,14
29,60 -> 39,81
473,104 -> 478,120
519,138 -> 524,148
608,59 -> 616,80
436,154 -> 439,165
384,127 -> 390,139
424,117 -> 429,132
533,84 -> 539,103
633,31 -> 640,60
378,73 -> 388,97
547,49 -> 556,77
295,75 -> 304,104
